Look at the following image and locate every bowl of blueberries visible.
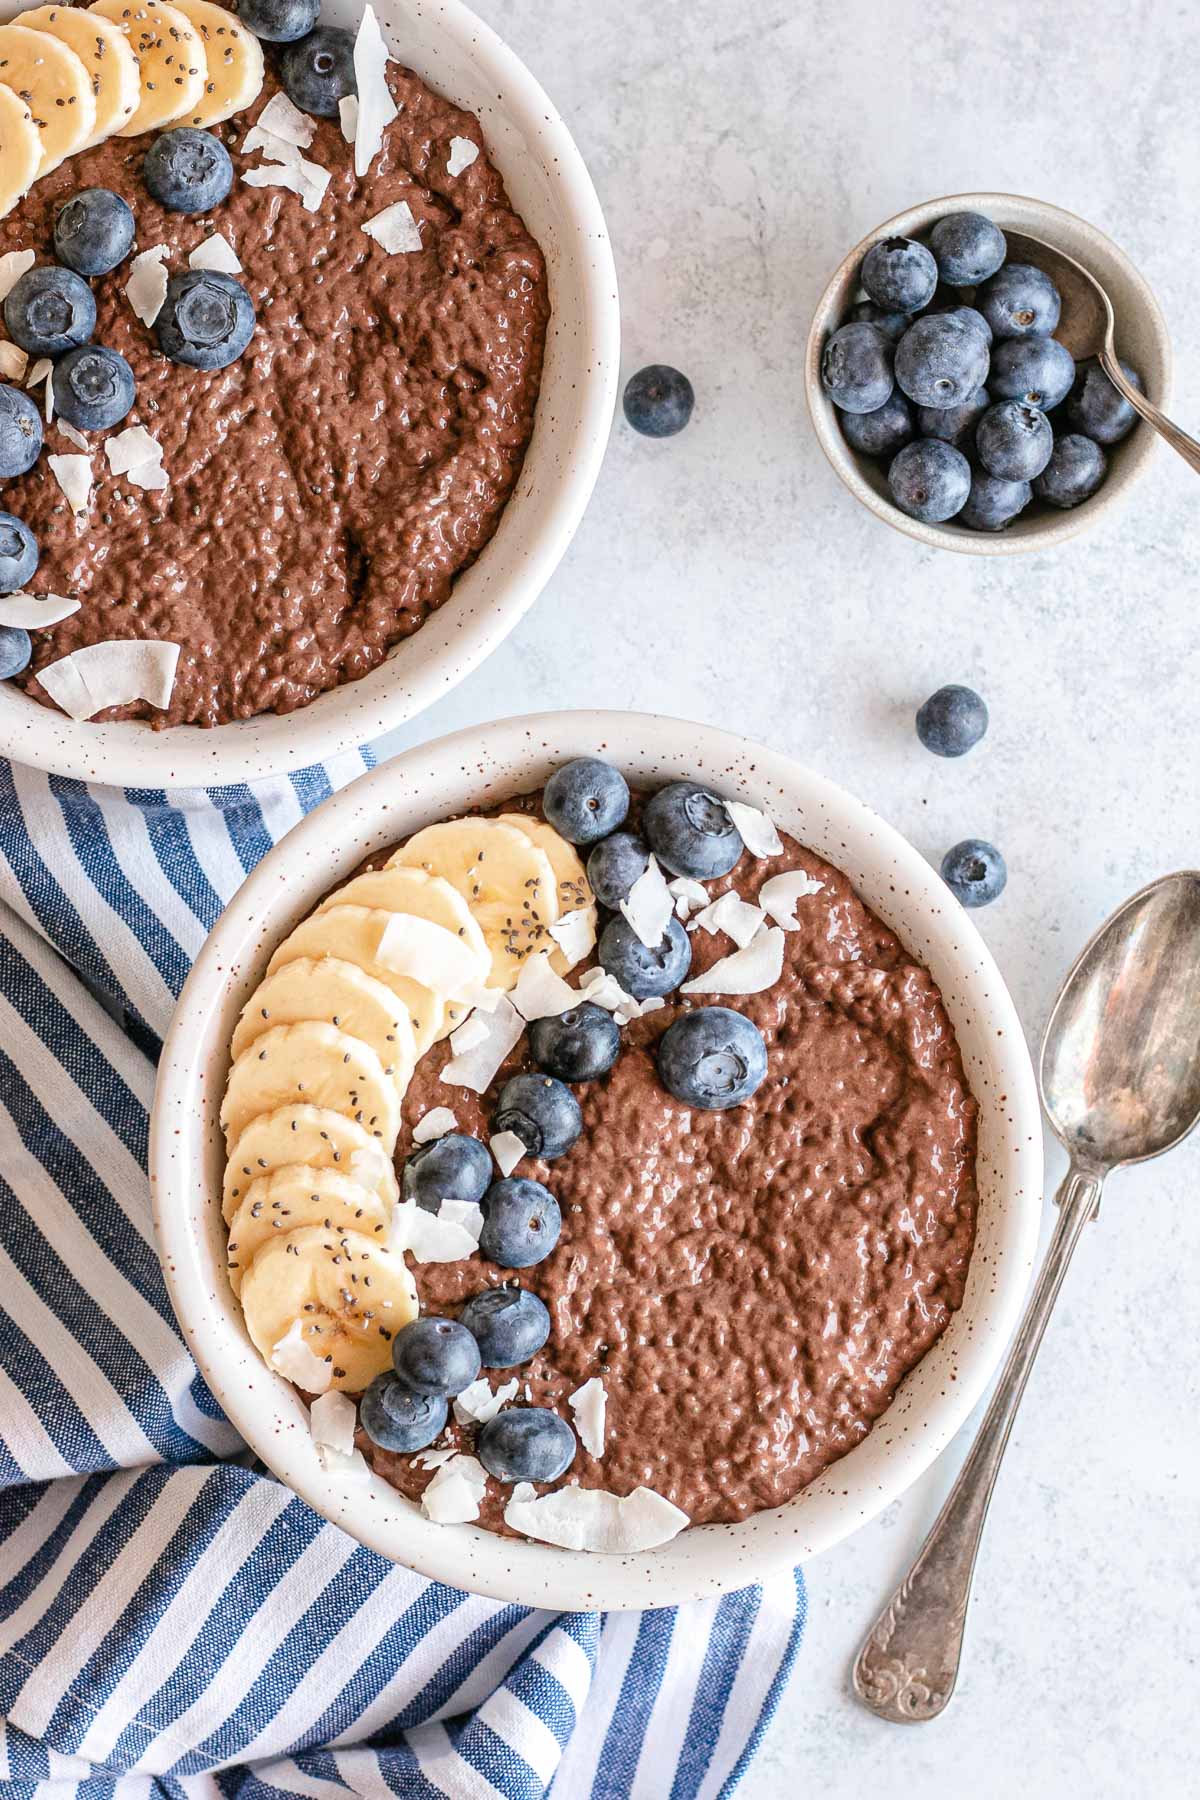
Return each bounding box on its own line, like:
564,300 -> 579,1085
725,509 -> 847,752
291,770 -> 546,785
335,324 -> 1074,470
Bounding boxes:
806,192 -> 1172,552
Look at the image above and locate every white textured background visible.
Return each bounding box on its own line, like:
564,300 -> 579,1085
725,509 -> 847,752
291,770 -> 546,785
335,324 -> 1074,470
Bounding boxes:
378,1 -> 1200,1792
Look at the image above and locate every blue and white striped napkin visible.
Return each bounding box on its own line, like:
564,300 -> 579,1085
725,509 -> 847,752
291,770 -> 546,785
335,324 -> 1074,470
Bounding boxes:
0,749 -> 806,1798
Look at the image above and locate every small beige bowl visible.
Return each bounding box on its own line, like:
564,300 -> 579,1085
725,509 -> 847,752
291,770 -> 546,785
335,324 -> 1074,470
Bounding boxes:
805,192 -> 1173,555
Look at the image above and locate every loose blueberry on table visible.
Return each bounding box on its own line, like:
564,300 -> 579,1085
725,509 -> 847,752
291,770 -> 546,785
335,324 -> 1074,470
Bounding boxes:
623,364 -> 695,437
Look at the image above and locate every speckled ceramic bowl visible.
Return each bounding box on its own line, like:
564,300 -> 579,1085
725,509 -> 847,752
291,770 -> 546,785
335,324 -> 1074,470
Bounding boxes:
806,192 -> 1172,556
0,0 -> 619,785
151,710 -> 1043,1610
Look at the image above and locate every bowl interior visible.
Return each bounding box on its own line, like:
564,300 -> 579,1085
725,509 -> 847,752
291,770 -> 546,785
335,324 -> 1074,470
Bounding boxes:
152,711 -> 1043,1611
806,191 -> 1172,556
0,0 -> 619,784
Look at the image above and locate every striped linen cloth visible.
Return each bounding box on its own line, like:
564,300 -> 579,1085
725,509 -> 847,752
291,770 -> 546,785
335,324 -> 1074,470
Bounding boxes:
0,750 -> 807,1799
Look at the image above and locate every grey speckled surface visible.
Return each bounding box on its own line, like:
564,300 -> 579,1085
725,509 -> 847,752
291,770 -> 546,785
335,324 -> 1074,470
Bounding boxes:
375,1 -> 1200,1792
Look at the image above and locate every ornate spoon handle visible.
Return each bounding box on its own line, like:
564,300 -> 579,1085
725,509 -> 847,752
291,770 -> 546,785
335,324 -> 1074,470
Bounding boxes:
851,1164 -> 1102,1723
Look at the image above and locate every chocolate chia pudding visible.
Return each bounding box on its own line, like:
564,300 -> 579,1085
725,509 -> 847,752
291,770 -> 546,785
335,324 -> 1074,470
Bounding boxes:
4,61 -> 548,727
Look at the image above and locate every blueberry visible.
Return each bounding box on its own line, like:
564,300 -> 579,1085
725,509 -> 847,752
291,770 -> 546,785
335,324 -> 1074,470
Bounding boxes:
458,1287 -> 551,1368
53,188 -> 135,276
586,830 -> 649,908
657,1006 -> 767,1110
543,757 -> 629,845
839,387 -> 914,458
494,1073 -> 582,1159
821,321 -> 894,415
529,1002 -> 620,1082
976,264 -> 1061,340
1066,357 -> 1143,445
402,1132 -> 492,1212
848,300 -> 911,343
894,314 -> 989,410
156,270 -> 255,371
988,336 -> 1075,411
917,385 -> 989,450
360,1371 -> 447,1452
144,128 -> 233,214
975,400 -> 1052,482
52,346 -> 135,433
235,0 -> 319,41
3,266 -> 95,357
391,1315 -> 481,1397
479,1177 -> 562,1269
0,383 -> 43,479
915,685 -> 988,757
929,213 -> 1007,287
0,513 -> 38,592
934,304 -> 993,346
623,364 -> 694,437
887,439 -> 971,523
957,470 -> 1032,532
861,236 -> 938,313
476,1407 -> 576,1484
941,839 -> 1007,908
1032,433 -> 1108,509
281,26 -> 357,116
644,781 -> 743,879
599,913 -> 692,997
0,625 -> 31,680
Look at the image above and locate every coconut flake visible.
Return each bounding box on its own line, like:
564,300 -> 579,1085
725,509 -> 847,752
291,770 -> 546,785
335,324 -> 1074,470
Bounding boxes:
568,1378 -> 606,1459
374,913 -> 481,994
362,201 -> 423,255
316,1443 -> 372,1481
504,1483 -> 689,1552
415,1444 -> 457,1470
42,368 -> 54,424
439,1199 -> 484,1237
189,232 -> 242,274
257,90 -> 317,148
270,1320 -> 332,1393
242,157 -> 330,213
349,1141 -> 393,1190
105,425 -> 163,479
758,871 -> 823,929
339,94 -> 358,144
669,876 -> 710,920
441,993 -> 523,1093
310,1388 -> 356,1455
128,461 -> 168,492
0,249 -> 34,303
547,907 -> 595,970
578,967 -> 638,1014
421,1452 -> 487,1524
511,950 -> 578,1021
0,592 -> 80,630
48,454 -> 92,518
57,421 -> 89,451
689,890 -> 766,950
0,341 -> 27,382
391,1197 -> 481,1263
449,1013 -> 489,1056
242,123 -> 301,164
37,639 -> 180,722
724,800 -> 783,859
411,1106 -> 459,1145
25,357 -> 51,390
453,1376 -> 519,1426
125,245 -> 169,327
354,4 -> 398,178
489,1130 -> 525,1178
619,855 -> 673,949
681,925 -> 785,996
447,135 -> 479,177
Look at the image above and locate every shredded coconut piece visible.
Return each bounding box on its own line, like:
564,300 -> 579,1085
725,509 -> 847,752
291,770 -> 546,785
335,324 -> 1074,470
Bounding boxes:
0,592 -> 79,629
547,907 -> 595,970
37,639 -> 180,722
0,249 -> 34,303
446,135 -> 479,176
362,201 -> 423,255
421,1452 -> 487,1524
723,799 -> 783,859
105,425 -> 163,479
188,232 -> 242,274
504,1484 -> 689,1552
125,245 -> 169,327
310,1389 -> 356,1455
441,994 -> 523,1092
57,421 -> 89,451
0,341 -> 27,382
353,5 -> 399,178
242,157 -> 330,214
270,1320 -> 331,1393
568,1378 -> 606,1458
453,1377 -> 518,1426
489,1130 -> 525,1178
511,950 -> 578,1021
256,90 -> 317,148
338,94 -> 358,144
316,1443 -> 372,1482
25,357 -> 51,390
390,1198 -> 481,1264
668,876 -> 710,920
411,1106 -> 458,1145
449,1013 -> 489,1056
758,870 -> 823,929
374,913 -> 480,993
47,454 -> 92,517
688,890 -> 766,949
620,855 -> 674,948
578,967 -> 638,1015
681,925 -> 785,996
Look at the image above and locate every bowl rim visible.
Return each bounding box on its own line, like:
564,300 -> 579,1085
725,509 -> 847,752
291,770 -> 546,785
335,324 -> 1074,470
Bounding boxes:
805,189 -> 1174,557
0,0 -> 620,787
151,708 -> 1044,1610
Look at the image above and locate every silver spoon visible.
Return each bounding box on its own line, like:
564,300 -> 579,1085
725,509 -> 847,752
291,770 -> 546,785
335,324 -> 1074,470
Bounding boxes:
852,870 -> 1200,1723
1004,229 -> 1200,475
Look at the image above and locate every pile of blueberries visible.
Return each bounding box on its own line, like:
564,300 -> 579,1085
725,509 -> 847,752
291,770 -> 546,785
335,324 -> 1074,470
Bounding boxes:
821,211 -> 1144,530
359,758 -> 772,1480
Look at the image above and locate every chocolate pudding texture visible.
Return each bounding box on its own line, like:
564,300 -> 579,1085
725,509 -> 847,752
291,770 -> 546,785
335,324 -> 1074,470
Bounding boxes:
360,795 -> 979,1532
3,63 -> 548,727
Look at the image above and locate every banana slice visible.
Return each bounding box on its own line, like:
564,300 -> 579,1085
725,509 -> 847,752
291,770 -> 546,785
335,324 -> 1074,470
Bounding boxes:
22,6 -> 140,146
497,813 -> 597,975
241,1224 -> 418,1392
221,1020 -> 401,1152
89,0 -> 207,135
0,23 -> 96,175
223,1104 -> 398,1222
388,819 -> 559,992
266,906 -> 452,1058
316,866 -> 490,981
170,0 -> 263,128
226,1164 -> 389,1295
230,958 -> 417,1098
0,82 -> 41,217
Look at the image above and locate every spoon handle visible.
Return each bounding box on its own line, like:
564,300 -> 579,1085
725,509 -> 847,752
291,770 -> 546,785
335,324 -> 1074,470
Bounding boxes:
1099,346 -> 1200,475
851,1163 -> 1102,1723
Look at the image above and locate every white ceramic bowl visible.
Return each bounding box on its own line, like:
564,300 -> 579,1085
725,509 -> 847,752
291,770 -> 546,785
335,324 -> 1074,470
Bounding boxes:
805,192 -> 1172,556
0,0 -> 618,785
152,710 -> 1043,1610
